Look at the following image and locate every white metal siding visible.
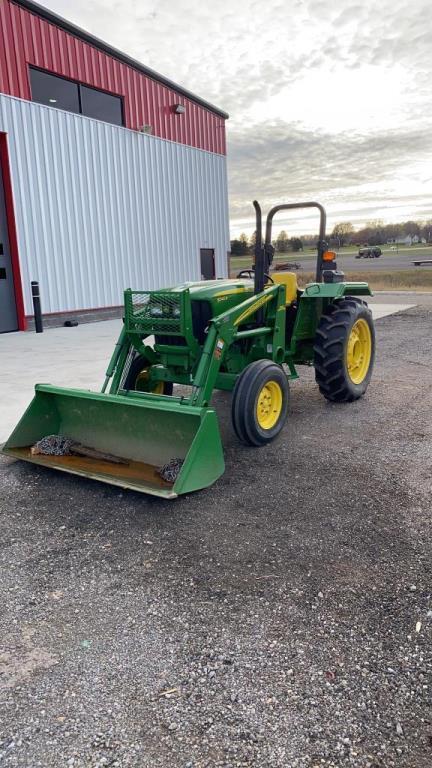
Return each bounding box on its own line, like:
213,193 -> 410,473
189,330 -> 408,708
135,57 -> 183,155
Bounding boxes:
0,94 -> 229,316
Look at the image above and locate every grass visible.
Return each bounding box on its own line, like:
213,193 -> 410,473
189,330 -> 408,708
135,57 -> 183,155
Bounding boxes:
229,248 -> 432,291
230,254 -> 307,269
297,269 -> 432,292
230,244 -> 432,266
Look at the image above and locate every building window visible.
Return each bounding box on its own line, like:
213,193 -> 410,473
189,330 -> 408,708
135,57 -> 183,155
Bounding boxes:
80,85 -> 123,126
30,68 -> 80,114
29,67 -> 124,127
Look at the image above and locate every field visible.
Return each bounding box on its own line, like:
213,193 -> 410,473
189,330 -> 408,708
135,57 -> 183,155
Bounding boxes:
229,244 -> 432,290
297,269 -> 432,291
230,243 -> 432,264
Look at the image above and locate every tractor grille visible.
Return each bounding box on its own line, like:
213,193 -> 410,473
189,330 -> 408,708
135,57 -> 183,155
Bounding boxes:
124,290 -> 184,335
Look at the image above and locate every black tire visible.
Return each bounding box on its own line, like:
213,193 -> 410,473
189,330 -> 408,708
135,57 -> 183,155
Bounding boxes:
124,354 -> 173,395
314,297 -> 375,402
231,360 -> 289,446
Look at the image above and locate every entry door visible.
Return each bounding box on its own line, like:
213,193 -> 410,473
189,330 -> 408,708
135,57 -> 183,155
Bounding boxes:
200,248 -> 215,280
0,164 -> 17,333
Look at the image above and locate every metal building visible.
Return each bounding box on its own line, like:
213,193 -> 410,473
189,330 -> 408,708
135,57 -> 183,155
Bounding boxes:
0,0 -> 229,332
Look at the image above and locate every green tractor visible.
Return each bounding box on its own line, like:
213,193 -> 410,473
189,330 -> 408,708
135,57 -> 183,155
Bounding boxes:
3,201 -> 375,498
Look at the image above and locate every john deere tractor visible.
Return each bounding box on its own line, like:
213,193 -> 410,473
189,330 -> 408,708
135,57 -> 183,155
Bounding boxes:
3,201 -> 375,498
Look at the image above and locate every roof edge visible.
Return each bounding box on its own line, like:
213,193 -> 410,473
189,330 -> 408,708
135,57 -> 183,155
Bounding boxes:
13,0 -> 229,120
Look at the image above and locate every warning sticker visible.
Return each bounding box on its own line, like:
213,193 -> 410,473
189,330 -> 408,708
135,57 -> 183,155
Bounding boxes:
214,338 -> 225,359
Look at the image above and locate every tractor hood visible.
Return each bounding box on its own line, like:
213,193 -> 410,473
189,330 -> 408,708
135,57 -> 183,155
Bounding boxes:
161,279 -> 254,301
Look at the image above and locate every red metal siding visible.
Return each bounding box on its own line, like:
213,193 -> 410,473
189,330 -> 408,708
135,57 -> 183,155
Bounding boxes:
0,0 -> 226,154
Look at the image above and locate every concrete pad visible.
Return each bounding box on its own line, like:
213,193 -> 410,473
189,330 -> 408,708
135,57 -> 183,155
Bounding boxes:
370,303 -> 415,319
370,291 -> 432,308
0,301 -> 415,444
0,320 -> 122,443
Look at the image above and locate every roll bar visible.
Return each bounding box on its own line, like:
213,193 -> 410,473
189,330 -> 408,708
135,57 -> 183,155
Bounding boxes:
252,200 -> 328,291
253,200 -> 263,295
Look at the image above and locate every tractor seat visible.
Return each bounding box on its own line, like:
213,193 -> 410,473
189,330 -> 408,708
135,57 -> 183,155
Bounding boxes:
271,272 -> 298,305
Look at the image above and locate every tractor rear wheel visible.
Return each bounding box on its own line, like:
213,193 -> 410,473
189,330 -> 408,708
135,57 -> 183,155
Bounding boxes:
314,297 -> 375,402
231,360 -> 289,446
124,354 -> 173,395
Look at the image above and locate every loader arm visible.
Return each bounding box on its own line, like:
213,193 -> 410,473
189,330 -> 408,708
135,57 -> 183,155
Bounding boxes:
189,283 -> 286,407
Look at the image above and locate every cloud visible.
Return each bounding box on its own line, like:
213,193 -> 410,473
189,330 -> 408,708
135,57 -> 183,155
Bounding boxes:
228,121 -> 432,232
44,0 -> 432,232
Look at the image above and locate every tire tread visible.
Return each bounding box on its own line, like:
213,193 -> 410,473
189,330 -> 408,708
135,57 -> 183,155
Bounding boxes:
313,297 -> 375,403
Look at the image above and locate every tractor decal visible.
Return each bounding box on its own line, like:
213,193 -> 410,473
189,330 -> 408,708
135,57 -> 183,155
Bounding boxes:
234,293 -> 274,326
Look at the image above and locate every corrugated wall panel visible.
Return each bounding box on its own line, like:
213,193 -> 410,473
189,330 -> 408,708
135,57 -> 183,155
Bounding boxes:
0,0 -> 226,155
0,93 -> 229,317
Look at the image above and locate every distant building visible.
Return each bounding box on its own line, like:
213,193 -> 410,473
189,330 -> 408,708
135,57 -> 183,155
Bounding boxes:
0,0 -> 229,332
387,235 -> 423,246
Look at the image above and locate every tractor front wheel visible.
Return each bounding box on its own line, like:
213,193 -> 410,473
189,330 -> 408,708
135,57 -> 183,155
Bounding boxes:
124,354 -> 173,395
231,360 -> 289,446
314,297 -> 375,402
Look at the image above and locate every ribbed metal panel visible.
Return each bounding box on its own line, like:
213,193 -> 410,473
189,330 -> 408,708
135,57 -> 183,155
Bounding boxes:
0,0 -> 226,154
0,94 -> 229,316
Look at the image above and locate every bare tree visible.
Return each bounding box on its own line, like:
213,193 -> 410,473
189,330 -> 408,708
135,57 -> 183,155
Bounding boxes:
331,222 -> 354,247
275,230 -> 290,253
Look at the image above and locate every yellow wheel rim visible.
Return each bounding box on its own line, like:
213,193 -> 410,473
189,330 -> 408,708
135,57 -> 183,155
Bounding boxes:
256,380 -> 283,430
135,368 -> 165,394
346,318 -> 372,384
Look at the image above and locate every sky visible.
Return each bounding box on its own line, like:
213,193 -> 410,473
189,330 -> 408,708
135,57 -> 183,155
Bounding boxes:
45,0 -> 432,237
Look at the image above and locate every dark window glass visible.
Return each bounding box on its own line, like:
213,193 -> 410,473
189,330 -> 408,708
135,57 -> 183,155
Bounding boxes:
30,68 -> 80,114
29,67 -> 124,127
80,85 -> 123,126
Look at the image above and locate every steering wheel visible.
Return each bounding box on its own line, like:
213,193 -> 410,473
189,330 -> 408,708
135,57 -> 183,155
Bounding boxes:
236,269 -> 274,284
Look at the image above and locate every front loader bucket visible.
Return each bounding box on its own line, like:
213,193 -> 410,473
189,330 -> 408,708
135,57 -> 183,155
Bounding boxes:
2,385 -> 225,498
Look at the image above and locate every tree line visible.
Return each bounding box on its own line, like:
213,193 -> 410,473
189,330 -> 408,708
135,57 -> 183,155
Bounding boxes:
331,220 -> 432,247
230,231 -> 303,255
230,218 -> 432,254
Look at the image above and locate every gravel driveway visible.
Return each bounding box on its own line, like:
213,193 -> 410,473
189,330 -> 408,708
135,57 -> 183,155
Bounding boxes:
0,307 -> 431,768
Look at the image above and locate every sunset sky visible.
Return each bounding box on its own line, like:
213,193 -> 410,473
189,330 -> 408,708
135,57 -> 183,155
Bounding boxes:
45,0 -> 432,237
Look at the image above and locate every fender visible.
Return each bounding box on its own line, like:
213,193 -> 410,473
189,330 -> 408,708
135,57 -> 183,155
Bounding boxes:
301,281 -> 373,299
